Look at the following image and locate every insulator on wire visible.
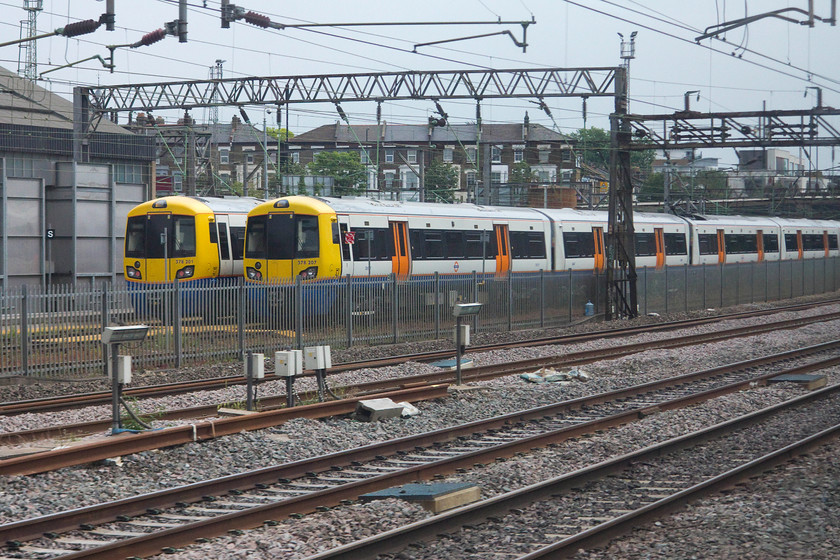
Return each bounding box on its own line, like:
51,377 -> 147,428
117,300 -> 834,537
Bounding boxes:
244,11 -> 271,28
59,19 -> 101,38
134,29 -> 167,48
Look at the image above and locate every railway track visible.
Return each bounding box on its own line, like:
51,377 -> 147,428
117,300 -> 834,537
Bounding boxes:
2,298 -> 838,417
3,308 -> 840,451
1,342 -> 838,558
305,385 -> 840,560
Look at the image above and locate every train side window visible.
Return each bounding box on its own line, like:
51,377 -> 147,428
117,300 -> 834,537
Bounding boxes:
803,234 -> 824,251
664,233 -> 687,255
125,217 -> 145,257
295,215 -> 320,259
209,223 -> 218,244
229,227 -> 246,260
217,224 -> 230,260
698,233 -> 718,255
339,224 -> 352,261
724,234 -> 756,254
353,228 -> 390,261
445,231 -> 465,258
464,232 -> 483,258
830,235 -> 839,250
409,230 -> 424,260
426,231 -> 444,259
245,216 -> 267,259
763,234 -> 779,253
563,232 -> 595,258
332,222 -> 340,245
784,234 -> 798,251
510,231 -> 546,258
635,232 -> 656,257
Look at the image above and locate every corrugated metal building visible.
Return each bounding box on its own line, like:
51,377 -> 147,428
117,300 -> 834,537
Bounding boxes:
0,66 -> 155,288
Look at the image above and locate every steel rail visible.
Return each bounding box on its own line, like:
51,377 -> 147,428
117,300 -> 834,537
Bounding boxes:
0,384 -> 449,477
2,347 -> 838,557
298,384 -> 840,560
3,299 -> 837,417
3,311 -> 839,447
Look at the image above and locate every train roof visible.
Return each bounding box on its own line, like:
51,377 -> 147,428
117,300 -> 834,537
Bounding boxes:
766,216 -> 839,228
258,196 -> 550,221
535,207 -> 689,225
682,214 -> 782,227
131,196 -> 265,215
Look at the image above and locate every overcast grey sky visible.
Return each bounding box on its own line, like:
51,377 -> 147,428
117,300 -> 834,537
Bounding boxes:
1,1 -> 838,166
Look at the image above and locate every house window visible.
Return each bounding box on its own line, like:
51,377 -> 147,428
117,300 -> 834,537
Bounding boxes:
561,149 -> 573,162
514,149 -> 524,163
539,148 -> 550,164
220,173 -> 231,185
443,147 -> 454,162
290,151 -> 300,164
173,172 -> 183,192
466,171 -> 477,191
361,150 -> 371,164
246,153 -> 255,164
385,149 -> 395,163
466,147 -> 477,165
384,171 -> 395,190
7,156 -> 34,178
491,171 -> 503,185
114,163 -> 144,183
407,150 -> 417,164
491,146 -> 502,163
219,149 -> 230,164
402,168 -> 419,190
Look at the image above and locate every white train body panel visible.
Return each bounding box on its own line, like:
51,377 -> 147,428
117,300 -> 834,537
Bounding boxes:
769,217 -> 840,260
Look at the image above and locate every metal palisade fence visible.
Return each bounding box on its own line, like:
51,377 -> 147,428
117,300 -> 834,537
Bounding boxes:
1,258 -> 838,380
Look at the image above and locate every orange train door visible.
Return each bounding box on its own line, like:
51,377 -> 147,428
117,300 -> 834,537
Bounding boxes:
824,230 -> 830,257
654,228 -> 665,269
716,229 -> 726,264
796,230 -> 804,259
389,221 -> 410,278
757,230 -> 765,262
592,226 -> 606,272
494,224 -> 510,276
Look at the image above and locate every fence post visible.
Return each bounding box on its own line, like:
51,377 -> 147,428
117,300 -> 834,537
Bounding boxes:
507,274 -> 513,332
719,263 -> 724,308
540,269 -> 545,328
684,264 -> 688,312
174,280 -> 182,368
736,262 -> 740,305
664,263 -> 669,314
101,284 -> 110,376
764,260 -> 768,302
434,272 -> 440,339
644,265 -> 648,316
472,271 -> 479,334
391,273 -> 398,344
702,263 -> 706,309
346,275 -> 353,348
21,285 -> 29,376
237,276 -> 246,357
296,275 -> 304,349
568,268 -> 573,324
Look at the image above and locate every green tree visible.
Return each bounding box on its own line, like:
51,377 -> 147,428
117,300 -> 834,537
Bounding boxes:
509,161 -> 535,186
308,151 -> 367,196
266,127 -> 294,141
423,160 -> 459,202
569,126 -> 655,173
638,172 -> 664,202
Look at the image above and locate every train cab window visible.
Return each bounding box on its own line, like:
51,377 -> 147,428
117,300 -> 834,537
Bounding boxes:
802,234 -> 824,251
170,216 -> 196,258
125,217 -> 145,258
245,216 -> 268,259
830,235 -> 839,250
784,234 -> 799,252
510,231 -> 546,259
208,223 -> 218,244
229,227 -> 246,260
664,233 -> 688,255
296,215 -> 320,259
217,224 -> 230,260
763,234 -> 779,253
635,233 -> 656,257
698,233 -> 719,255
562,231 -> 595,258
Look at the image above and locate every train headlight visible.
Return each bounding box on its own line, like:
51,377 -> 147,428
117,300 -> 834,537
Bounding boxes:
246,267 -> 262,281
126,266 -> 142,280
299,266 -> 318,280
175,265 -> 194,279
